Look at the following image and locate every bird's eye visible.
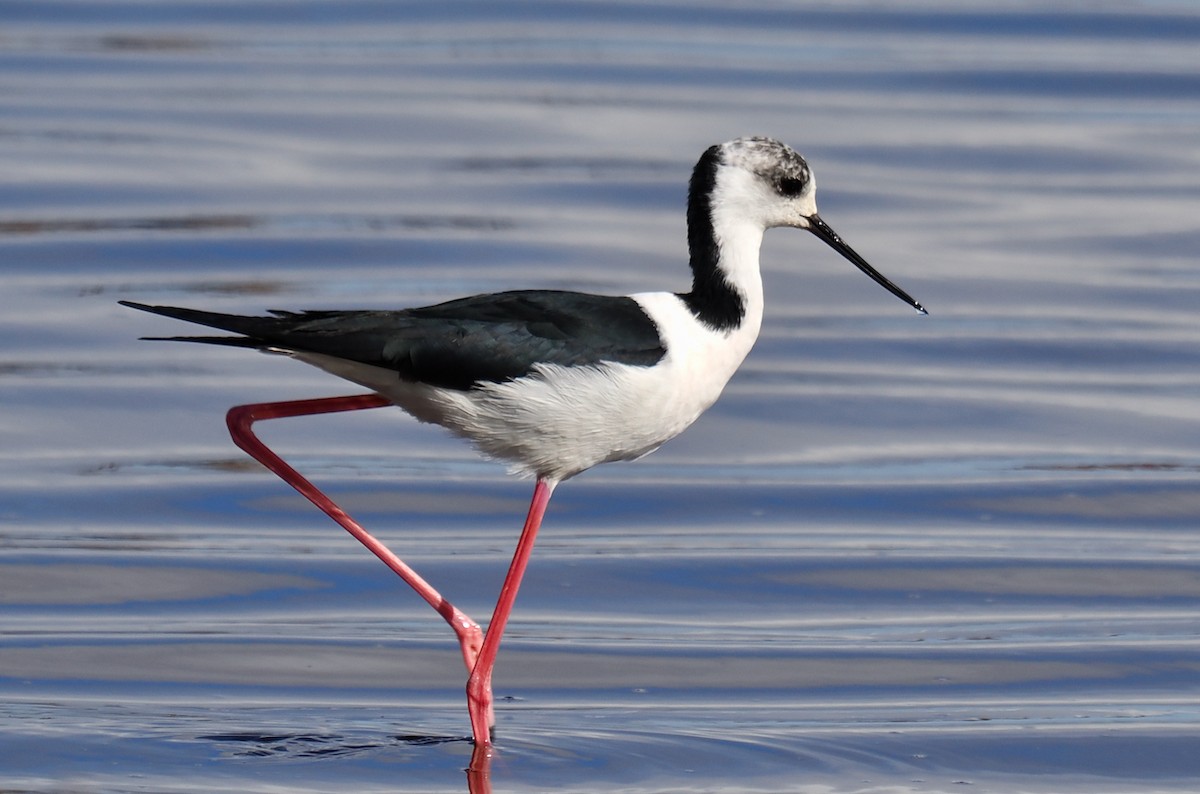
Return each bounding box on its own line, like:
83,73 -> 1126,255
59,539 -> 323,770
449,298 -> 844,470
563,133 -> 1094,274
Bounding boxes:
778,176 -> 806,196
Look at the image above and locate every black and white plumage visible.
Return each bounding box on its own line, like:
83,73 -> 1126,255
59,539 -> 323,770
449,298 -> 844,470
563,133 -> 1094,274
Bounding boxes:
122,137 -> 925,751
123,137 -> 923,482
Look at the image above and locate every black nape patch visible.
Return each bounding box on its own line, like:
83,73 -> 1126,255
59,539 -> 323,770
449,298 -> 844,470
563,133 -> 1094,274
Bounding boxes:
680,145 -> 746,332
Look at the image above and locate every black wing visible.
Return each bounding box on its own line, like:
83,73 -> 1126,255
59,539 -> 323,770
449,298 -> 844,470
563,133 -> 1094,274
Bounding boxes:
120,290 -> 665,390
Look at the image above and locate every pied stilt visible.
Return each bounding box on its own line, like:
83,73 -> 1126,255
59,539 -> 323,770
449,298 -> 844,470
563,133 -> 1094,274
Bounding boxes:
121,136 -> 925,752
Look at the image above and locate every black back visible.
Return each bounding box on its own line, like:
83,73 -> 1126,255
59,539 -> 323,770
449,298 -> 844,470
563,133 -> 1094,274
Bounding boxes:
121,290 -> 665,391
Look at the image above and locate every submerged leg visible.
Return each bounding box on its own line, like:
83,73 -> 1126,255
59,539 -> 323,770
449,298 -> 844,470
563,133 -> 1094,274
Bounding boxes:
467,477 -> 557,754
225,395 -> 485,673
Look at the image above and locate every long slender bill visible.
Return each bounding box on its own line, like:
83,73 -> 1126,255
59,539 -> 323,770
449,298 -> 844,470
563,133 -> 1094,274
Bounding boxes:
808,214 -> 927,315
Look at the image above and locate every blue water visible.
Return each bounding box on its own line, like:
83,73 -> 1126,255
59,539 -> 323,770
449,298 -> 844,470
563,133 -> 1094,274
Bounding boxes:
3,2 -> 1200,792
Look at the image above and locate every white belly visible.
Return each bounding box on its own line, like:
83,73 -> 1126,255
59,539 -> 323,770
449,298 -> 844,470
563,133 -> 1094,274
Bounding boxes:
292,292 -> 762,482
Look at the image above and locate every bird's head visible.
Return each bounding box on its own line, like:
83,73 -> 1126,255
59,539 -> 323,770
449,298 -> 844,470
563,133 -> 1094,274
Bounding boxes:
709,137 -> 926,314
714,137 -> 819,229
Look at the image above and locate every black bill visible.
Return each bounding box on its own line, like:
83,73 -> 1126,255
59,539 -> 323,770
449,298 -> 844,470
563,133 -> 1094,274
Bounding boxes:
808,214 -> 927,315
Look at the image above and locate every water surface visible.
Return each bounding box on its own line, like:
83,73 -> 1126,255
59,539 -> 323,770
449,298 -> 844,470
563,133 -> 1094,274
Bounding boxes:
2,2 -> 1199,792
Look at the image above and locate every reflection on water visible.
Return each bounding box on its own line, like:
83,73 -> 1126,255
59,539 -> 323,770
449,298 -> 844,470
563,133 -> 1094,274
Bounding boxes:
0,213 -> 515,237
2,1 -> 1200,792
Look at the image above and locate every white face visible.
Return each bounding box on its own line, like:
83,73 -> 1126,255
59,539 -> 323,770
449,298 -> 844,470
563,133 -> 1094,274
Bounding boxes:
716,137 -> 819,229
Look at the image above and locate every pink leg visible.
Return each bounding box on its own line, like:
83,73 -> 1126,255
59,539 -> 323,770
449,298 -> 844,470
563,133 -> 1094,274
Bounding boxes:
467,478 -> 556,755
225,395 -> 485,678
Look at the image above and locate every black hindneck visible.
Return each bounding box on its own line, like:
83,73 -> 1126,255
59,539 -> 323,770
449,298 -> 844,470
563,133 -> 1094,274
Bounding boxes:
680,145 -> 745,332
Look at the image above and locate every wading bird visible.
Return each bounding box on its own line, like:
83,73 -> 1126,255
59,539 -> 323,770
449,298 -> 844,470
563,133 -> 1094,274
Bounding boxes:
122,136 -> 925,754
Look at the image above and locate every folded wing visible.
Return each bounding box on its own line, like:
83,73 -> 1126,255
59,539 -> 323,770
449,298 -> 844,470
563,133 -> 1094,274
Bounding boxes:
120,290 -> 666,390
